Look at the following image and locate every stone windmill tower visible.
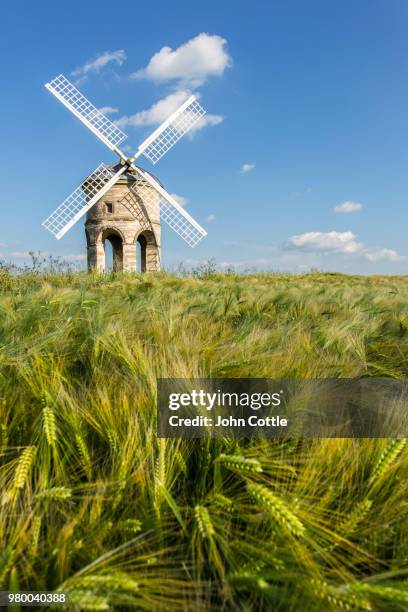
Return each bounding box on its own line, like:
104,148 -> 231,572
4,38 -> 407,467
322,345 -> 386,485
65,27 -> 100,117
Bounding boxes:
85,164 -> 161,272
42,75 -> 210,265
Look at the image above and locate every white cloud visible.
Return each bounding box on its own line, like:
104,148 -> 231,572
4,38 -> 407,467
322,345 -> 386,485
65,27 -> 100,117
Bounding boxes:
119,34 -> 229,137
72,50 -> 126,78
98,106 -> 118,115
286,231 -> 405,263
286,231 -> 364,254
334,201 -> 363,214
132,33 -> 232,87
189,113 -> 224,135
116,89 -> 223,133
240,163 -> 256,174
171,193 -> 188,207
365,248 -> 405,262
117,90 -> 191,128
207,213 -> 216,222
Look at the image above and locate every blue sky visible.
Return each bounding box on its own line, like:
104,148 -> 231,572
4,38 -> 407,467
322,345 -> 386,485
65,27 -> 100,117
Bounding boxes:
1,0 -> 408,273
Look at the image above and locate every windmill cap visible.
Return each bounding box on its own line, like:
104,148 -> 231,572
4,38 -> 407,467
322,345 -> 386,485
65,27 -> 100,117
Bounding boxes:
109,163 -> 164,188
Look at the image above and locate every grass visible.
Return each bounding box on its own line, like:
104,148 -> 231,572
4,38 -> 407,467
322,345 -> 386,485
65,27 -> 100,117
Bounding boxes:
0,269 -> 407,610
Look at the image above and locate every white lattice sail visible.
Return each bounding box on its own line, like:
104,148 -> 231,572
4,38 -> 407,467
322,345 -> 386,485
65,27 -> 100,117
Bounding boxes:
160,199 -> 207,247
42,164 -> 125,239
45,75 -> 128,152
137,96 -> 206,165
131,167 -> 207,247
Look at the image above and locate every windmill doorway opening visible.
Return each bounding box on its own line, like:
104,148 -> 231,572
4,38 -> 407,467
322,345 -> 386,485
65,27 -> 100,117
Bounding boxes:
103,231 -> 123,272
137,234 -> 147,272
136,231 -> 159,273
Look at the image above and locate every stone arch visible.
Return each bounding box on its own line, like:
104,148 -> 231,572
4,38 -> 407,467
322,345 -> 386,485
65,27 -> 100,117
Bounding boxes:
100,228 -> 125,272
135,230 -> 160,272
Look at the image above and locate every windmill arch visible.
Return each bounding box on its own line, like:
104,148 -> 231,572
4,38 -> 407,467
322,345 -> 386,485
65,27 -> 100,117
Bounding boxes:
135,229 -> 160,272
100,227 -> 125,272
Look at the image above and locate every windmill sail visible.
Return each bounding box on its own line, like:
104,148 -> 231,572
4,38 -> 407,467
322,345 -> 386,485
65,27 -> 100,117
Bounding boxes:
45,75 -> 128,153
136,96 -> 206,165
42,164 -> 125,239
130,166 -> 207,247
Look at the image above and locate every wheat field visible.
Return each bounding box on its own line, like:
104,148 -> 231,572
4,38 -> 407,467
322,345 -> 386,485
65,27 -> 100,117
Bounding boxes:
0,268 -> 407,610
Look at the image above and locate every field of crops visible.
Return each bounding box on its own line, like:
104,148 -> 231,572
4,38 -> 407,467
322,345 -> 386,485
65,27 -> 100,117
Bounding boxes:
0,269 -> 407,610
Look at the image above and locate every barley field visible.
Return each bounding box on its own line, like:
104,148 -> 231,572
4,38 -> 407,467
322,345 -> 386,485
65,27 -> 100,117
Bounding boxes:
0,268 -> 407,610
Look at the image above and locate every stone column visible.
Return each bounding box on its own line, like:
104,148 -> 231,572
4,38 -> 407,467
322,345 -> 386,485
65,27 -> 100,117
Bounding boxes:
122,243 -> 136,272
87,243 -> 105,272
146,241 -> 160,272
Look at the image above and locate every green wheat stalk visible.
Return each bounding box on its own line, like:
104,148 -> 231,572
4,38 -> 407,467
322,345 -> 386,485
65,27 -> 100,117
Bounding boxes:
247,483 -> 305,537
194,505 -> 215,539
217,453 -> 263,474
371,439 -> 406,482
75,433 -> 92,479
42,406 -> 57,448
14,446 -> 36,490
338,499 -> 373,539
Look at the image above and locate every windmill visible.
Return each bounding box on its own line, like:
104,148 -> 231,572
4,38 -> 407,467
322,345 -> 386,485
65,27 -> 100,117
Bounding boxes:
42,74 -> 209,271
